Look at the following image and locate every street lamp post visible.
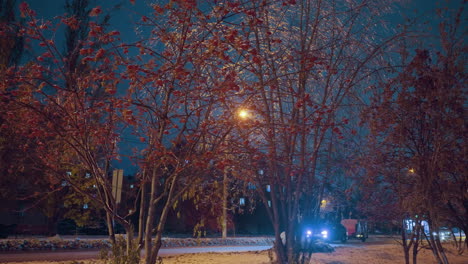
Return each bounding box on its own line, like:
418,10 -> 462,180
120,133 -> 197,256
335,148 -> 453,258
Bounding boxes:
221,108 -> 250,239
222,164 -> 228,239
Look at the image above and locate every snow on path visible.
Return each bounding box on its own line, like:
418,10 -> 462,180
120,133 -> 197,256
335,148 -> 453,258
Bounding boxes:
0,245 -> 273,262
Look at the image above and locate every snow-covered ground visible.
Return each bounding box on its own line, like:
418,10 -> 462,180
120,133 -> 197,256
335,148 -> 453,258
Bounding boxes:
161,243 -> 468,264
2,243 -> 467,264
0,236 -> 274,251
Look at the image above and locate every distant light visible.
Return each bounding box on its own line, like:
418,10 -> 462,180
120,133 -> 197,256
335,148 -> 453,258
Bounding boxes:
83,204 -> 88,209
409,168 -> 415,173
85,173 -> 91,178
130,184 -> 134,189
321,199 -> 327,208
266,185 -> 271,192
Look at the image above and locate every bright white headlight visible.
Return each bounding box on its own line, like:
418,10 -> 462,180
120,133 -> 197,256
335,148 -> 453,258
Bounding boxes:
321,230 -> 328,238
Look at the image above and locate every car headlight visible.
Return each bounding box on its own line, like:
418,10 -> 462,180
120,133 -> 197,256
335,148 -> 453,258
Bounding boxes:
321,230 -> 328,238
306,229 -> 312,238
440,232 -> 450,240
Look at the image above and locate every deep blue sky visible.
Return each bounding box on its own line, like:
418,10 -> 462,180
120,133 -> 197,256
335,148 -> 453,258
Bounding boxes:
25,0 -> 462,32
23,0 -> 465,50
23,0 -> 151,175
27,0 -> 147,43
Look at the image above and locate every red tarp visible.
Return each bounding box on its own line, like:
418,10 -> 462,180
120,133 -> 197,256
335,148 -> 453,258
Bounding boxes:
341,219 -> 358,235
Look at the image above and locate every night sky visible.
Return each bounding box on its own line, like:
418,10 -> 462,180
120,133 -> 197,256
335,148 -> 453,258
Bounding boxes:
25,0 -> 459,37
20,0 -> 463,175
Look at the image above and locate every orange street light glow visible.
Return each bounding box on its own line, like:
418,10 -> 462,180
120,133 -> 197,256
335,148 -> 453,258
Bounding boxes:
238,109 -> 249,119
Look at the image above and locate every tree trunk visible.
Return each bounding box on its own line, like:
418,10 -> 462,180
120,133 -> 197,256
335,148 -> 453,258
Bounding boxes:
427,231 -> 443,264
451,230 -> 466,255
434,236 -> 449,264
138,180 -> 146,248
412,223 -> 421,264
144,171 -> 158,264
272,221 -> 286,264
401,227 -> 411,264
106,210 -> 115,244
286,220 -> 296,262
148,173 -> 179,264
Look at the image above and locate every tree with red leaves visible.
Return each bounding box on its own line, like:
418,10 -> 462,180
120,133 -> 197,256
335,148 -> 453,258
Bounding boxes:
1,0 -> 127,244
120,1 -> 259,261
1,1 -> 413,263
0,0 -> 67,235
122,0 -> 405,262
219,0 -> 404,262
364,4 -> 467,263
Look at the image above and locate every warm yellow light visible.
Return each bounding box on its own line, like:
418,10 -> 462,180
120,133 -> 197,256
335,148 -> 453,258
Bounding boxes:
409,168 -> 415,173
320,199 -> 327,208
238,109 -> 249,119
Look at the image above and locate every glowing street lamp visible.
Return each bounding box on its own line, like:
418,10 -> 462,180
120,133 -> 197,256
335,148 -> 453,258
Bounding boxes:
238,109 -> 249,119
409,168 -> 415,174
320,199 -> 328,209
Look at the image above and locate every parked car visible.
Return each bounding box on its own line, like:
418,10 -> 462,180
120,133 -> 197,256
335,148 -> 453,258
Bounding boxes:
436,227 -> 466,242
302,222 -> 348,243
437,227 -> 452,241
